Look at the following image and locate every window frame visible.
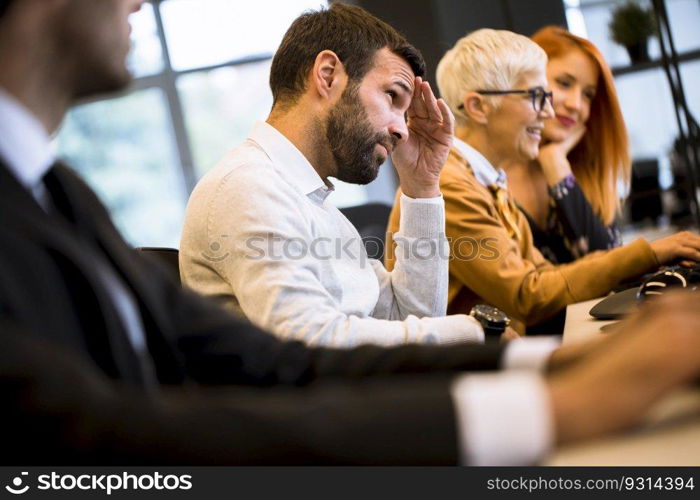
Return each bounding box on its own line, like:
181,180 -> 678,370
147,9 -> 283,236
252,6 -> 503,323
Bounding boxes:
74,0 -> 278,194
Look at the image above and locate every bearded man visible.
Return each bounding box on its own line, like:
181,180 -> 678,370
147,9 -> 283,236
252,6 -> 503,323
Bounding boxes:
180,3 -> 503,348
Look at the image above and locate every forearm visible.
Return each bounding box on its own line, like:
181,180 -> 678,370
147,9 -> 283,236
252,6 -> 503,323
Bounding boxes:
538,146 -> 573,187
556,238 -> 658,300
451,233 -> 656,325
550,175 -> 620,252
376,193 -> 448,319
245,293 -> 484,347
549,294 -> 700,447
133,375 -> 461,465
1,327 -> 462,465
186,232 -> 480,351
448,235 -> 573,325
173,293 -> 491,386
309,339 -> 504,378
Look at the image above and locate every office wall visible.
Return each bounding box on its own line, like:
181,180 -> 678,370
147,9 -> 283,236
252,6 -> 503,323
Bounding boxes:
355,0 -> 567,85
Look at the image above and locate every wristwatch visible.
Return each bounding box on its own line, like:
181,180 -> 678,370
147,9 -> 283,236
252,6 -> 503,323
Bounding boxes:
469,304 -> 511,336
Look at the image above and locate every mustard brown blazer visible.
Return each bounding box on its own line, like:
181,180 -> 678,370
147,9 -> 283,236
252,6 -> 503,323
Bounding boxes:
386,148 -> 659,332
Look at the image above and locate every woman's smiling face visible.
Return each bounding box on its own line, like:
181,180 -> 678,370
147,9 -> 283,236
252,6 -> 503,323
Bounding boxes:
485,70 -> 554,163
543,48 -> 600,143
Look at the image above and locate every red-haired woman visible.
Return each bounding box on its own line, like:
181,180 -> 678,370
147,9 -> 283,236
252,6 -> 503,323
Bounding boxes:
506,25 -> 630,264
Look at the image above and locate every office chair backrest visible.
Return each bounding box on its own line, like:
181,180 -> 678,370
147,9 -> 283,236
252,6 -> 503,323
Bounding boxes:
339,203 -> 393,261
136,247 -> 180,283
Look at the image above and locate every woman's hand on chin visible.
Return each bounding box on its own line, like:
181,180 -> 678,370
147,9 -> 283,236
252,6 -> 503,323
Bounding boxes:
537,124 -> 586,185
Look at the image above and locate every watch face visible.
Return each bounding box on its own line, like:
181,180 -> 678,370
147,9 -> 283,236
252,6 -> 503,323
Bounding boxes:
470,304 -> 510,328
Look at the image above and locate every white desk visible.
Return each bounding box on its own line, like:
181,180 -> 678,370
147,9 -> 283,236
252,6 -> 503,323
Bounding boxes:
561,297 -> 618,345
547,297 -> 700,465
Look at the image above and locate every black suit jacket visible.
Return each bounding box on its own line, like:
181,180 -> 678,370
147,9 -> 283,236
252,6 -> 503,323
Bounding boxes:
0,162 -> 505,464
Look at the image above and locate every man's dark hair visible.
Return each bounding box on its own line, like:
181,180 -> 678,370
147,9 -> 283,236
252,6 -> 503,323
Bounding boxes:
269,2 -> 425,107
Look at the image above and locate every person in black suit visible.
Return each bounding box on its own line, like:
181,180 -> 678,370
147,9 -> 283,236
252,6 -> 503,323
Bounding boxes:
1,0 -> 699,465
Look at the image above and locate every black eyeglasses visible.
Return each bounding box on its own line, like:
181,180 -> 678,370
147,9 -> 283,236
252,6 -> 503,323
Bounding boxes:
458,87 -> 553,112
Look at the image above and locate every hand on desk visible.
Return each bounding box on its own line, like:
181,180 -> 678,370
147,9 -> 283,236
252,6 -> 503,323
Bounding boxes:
650,230 -> 700,266
545,291 -> 700,446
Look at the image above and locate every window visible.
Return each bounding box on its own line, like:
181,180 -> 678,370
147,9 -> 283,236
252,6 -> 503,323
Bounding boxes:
127,1 -> 165,77
160,0 -> 325,71
564,0 -> 700,169
57,89 -> 185,247
56,0 -> 338,248
567,0 -> 700,66
564,0 -> 700,228
177,60 -> 274,177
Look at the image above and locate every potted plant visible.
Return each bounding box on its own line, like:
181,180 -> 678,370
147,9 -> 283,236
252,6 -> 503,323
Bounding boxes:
608,1 -> 657,64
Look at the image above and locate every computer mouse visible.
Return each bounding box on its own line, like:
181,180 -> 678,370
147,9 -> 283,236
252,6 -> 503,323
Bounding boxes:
637,264 -> 700,300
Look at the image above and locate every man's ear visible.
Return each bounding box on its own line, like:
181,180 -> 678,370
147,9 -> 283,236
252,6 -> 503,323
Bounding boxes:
310,50 -> 347,100
462,92 -> 490,125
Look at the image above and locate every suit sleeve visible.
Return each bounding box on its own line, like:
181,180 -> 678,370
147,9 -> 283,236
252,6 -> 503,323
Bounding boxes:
0,322 -> 460,464
156,274 -> 505,386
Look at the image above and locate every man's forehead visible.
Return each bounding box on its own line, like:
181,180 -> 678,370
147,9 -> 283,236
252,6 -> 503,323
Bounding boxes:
367,48 -> 415,91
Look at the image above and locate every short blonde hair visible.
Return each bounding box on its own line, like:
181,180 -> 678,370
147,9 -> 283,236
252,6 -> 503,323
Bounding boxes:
437,29 -> 547,127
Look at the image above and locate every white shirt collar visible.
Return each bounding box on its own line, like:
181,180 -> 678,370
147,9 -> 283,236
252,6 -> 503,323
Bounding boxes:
248,121 -> 334,203
452,137 -> 507,189
0,87 -> 55,190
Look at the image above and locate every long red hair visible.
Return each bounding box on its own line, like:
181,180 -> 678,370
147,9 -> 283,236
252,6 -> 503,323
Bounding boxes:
532,26 -> 630,225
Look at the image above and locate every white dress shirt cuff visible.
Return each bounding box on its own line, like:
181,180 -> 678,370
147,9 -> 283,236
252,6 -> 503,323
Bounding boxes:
419,314 -> 484,344
451,372 -> 553,465
501,336 -> 560,371
398,193 -> 445,238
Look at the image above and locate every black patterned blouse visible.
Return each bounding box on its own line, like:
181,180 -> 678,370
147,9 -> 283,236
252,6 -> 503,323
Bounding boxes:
520,174 -> 622,265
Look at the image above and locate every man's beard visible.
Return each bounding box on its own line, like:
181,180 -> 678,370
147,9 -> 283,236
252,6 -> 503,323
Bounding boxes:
73,57 -> 132,100
325,85 -> 395,185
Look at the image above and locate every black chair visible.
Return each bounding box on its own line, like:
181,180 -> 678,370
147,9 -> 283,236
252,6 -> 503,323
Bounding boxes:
136,247 -> 180,283
628,158 -> 663,224
340,203 -> 393,261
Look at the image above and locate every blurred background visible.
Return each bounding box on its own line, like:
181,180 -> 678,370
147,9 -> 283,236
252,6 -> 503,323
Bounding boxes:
54,0 -> 700,247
